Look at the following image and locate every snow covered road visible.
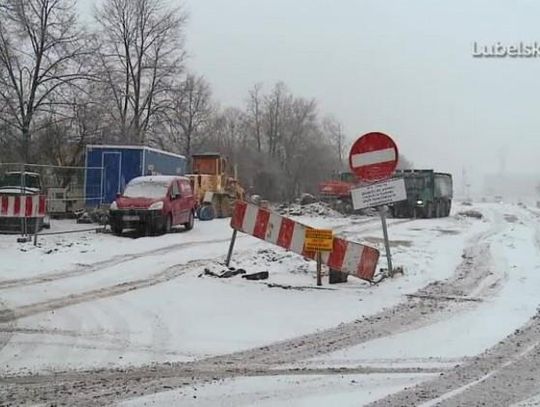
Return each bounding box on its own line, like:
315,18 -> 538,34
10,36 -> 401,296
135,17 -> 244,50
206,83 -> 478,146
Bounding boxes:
1,203 -> 540,405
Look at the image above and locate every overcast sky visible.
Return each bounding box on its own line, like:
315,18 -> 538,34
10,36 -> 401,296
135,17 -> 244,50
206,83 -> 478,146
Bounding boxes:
78,0 -> 540,193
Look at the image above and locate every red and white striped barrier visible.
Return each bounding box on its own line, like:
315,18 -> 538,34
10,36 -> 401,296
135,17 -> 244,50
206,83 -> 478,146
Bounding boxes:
231,201 -> 380,281
0,195 -> 47,218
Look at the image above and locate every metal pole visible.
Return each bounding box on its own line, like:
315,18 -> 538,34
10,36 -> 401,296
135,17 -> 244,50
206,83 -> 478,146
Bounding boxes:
225,229 -> 238,267
33,216 -> 39,246
316,251 -> 322,286
378,205 -> 393,273
21,164 -> 27,238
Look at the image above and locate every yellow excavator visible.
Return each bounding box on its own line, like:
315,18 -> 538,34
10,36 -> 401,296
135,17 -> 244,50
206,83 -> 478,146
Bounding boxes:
186,153 -> 244,219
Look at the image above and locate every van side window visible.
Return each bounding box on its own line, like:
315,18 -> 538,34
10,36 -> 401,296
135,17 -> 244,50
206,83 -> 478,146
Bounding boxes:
171,181 -> 180,197
181,180 -> 192,195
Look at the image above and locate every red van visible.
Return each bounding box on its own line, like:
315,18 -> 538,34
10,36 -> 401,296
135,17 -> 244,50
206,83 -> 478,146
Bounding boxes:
109,175 -> 196,235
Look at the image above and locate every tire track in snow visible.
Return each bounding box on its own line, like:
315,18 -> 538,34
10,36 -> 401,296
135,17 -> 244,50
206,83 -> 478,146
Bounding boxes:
0,212 -> 506,406
0,236 -> 236,290
0,217 -> 389,329
365,206 -> 540,407
0,302 -> 15,354
0,259 -> 210,324
366,314 -> 540,407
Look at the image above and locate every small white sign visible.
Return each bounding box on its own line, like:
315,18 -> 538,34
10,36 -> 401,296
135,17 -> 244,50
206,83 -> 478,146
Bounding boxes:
351,178 -> 407,210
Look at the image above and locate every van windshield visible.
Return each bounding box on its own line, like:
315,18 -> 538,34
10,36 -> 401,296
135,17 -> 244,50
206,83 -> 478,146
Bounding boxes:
123,181 -> 169,198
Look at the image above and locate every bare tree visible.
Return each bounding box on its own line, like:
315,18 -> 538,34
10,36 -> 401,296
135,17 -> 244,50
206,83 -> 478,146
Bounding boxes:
246,83 -> 263,153
0,0 -> 90,162
322,115 -> 346,165
170,74 -> 212,158
263,82 -> 288,158
95,0 -> 187,145
204,82 -> 342,201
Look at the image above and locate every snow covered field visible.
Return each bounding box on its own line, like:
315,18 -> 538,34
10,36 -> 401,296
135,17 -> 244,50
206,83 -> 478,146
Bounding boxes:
2,202 -> 540,406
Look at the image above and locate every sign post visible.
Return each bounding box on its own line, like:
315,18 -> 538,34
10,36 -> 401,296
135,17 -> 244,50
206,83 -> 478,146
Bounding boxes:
349,132 -> 402,274
305,229 -> 333,286
378,206 -> 393,273
225,229 -> 238,267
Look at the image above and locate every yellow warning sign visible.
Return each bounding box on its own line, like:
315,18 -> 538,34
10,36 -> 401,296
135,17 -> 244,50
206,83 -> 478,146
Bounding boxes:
304,229 -> 333,252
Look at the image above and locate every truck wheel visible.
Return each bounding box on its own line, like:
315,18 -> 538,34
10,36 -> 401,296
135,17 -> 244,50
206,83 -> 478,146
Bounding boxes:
424,203 -> 432,218
184,211 -> 194,230
111,223 -> 123,235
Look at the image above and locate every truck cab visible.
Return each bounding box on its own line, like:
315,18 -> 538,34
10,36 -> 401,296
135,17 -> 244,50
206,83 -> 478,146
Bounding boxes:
390,170 -> 453,218
0,171 -> 42,195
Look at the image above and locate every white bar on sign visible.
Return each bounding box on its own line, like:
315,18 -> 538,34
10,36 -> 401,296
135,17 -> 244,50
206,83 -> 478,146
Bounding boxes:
265,212 -> 283,245
19,196 -> 26,216
321,251 -> 330,264
342,244 -> 364,274
7,196 -> 15,216
33,196 -> 39,216
290,223 -> 307,254
242,204 -> 259,234
351,148 -> 396,168
351,178 -> 407,210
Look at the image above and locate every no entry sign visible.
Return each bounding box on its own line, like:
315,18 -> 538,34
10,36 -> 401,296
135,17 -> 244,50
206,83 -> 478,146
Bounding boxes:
349,132 -> 398,182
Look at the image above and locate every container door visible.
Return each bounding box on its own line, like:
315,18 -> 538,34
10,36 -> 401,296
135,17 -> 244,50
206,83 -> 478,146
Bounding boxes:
102,152 -> 121,204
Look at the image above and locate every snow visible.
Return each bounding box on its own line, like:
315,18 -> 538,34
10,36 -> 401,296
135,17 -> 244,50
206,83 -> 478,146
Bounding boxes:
3,202 -> 540,407
119,373 -> 434,407
513,393 -> 540,406
299,204 -> 540,371
0,208 -> 487,375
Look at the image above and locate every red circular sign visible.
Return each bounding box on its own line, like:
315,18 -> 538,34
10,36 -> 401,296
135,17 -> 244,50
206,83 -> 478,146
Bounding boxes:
348,132 -> 398,182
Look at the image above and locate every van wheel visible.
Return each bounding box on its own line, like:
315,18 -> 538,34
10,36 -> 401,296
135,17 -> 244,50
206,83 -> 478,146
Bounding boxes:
164,215 -> 172,234
184,211 -> 194,230
111,223 -> 123,236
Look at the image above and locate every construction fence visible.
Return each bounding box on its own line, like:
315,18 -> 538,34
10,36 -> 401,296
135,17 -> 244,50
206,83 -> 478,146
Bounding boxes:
0,163 -> 105,236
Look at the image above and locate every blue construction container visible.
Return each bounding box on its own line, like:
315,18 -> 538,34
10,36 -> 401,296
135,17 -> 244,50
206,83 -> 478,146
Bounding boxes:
85,145 -> 187,206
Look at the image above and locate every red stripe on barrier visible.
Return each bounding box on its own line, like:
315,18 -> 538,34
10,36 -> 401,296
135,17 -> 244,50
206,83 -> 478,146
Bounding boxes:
231,201 -> 248,231
253,209 -> 270,239
277,217 -> 295,249
327,238 -> 348,270
39,195 -> 46,216
1,196 -> 7,216
25,196 -> 33,217
357,246 -> 380,281
13,196 -> 20,216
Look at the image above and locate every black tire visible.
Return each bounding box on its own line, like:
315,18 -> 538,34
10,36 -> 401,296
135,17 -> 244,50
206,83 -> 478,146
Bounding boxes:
111,222 -> 123,235
184,211 -> 195,230
199,204 -> 215,221
424,203 -> 433,218
163,214 -> 172,234
445,200 -> 452,217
